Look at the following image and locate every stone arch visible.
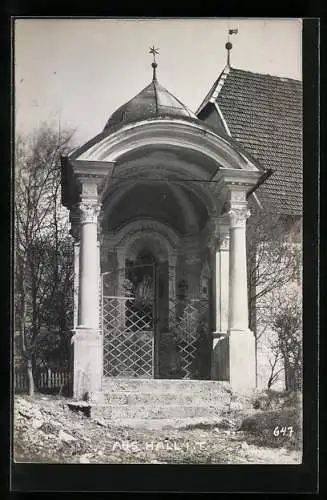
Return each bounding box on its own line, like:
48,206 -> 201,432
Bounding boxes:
125,231 -> 170,264
73,119 -> 258,172
110,220 -> 178,325
108,219 -> 180,259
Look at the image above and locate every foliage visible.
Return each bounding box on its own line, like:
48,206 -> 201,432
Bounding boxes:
240,405 -> 302,450
252,390 -> 302,411
14,123 -> 75,393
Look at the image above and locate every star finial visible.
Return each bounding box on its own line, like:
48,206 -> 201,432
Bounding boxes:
149,46 -> 159,80
149,45 -> 159,64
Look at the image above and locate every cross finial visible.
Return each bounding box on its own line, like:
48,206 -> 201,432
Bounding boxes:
149,45 -> 159,80
225,28 -> 238,67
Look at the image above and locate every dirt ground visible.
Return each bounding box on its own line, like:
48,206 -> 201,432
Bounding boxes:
13,394 -> 302,464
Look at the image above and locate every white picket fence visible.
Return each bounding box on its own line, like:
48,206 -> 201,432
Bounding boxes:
14,368 -> 72,394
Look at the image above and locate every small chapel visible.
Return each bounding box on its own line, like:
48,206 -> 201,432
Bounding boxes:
61,39 -> 302,399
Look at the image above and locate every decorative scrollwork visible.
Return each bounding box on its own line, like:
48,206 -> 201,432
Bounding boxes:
228,207 -> 251,228
78,200 -> 101,224
219,232 -> 230,250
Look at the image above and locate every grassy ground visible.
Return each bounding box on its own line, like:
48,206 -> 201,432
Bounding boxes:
13,392 -> 302,464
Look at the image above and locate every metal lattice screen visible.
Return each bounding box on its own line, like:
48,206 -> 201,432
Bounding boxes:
101,262 -> 212,380
169,297 -> 210,379
102,266 -> 155,378
103,297 -> 154,377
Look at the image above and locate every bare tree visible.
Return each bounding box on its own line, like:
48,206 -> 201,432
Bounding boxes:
247,199 -> 301,331
246,197 -> 302,386
266,342 -> 284,390
14,123 -> 75,395
272,295 -> 302,391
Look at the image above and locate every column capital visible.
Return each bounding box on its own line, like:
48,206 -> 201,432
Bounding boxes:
78,199 -> 101,224
216,215 -> 230,250
219,232 -> 230,250
208,214 -> 230,251
223,186 -> 251,228
228,206 -> 251,228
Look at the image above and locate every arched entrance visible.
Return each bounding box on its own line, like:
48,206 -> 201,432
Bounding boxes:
102,230 -> 173,379
101,236 -> 213,380
101,260 -> 157,378
63,112 -> 261,395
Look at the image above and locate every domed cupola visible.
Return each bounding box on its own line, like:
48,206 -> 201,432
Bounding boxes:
104,47 -> 197,131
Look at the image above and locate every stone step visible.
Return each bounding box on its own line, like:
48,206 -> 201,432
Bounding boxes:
92,402 -> 230,420
92,416 -> 226,430
102,378 -> 232,395
88,379 -> 252,423
103,391 -> 231,407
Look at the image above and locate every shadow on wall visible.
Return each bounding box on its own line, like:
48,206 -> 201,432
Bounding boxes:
212,337 -> 230,381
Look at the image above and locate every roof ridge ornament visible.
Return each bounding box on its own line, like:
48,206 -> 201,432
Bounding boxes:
226,28 -> 238,67
149,45 -> 159,81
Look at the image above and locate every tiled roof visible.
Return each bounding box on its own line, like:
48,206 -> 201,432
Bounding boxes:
197,67 -> 303,216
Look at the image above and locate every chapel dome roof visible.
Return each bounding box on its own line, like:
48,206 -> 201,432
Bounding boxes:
104,76 -> 197,131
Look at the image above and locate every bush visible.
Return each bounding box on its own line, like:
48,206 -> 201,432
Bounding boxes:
252,390 -> 302,411
240,405 -> 302,450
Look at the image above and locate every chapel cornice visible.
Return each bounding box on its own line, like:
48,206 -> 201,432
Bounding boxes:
71,119 -> 259,172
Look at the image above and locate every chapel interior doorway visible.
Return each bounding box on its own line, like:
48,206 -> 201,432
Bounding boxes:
125,247 -> 169,378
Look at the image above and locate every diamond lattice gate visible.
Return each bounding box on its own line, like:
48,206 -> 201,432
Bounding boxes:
102,261 -> 212,379
167,268 -> 213,379
102,264 -> 158,378
168,297 -> 212,379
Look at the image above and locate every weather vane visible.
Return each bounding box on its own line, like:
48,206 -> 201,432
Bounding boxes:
149,46 -> 159,80
226,28 -> 238,67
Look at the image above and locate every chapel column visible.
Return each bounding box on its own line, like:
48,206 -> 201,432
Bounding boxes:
73,241 -> 80,329
72,181 -> 103,400
214,215 -> 230,333
78,199 -> 100,327
227,189 -> 255,391
210,215 -> 230,380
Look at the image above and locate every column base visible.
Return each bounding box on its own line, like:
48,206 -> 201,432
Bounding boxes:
211,329 -> 256,391
72,327 -> 102,400
228,328 -> 256,392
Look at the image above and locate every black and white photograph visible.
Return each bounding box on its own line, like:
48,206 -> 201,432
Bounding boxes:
13,18 -> 304,467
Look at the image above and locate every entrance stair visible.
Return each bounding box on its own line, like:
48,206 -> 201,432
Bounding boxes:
89,378 -> 253,429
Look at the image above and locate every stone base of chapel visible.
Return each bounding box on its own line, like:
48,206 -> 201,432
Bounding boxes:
211,329 -> 256,391
72,327 -> 103,400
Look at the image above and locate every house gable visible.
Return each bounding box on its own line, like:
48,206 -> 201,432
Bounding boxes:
197,67 -> 303,217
